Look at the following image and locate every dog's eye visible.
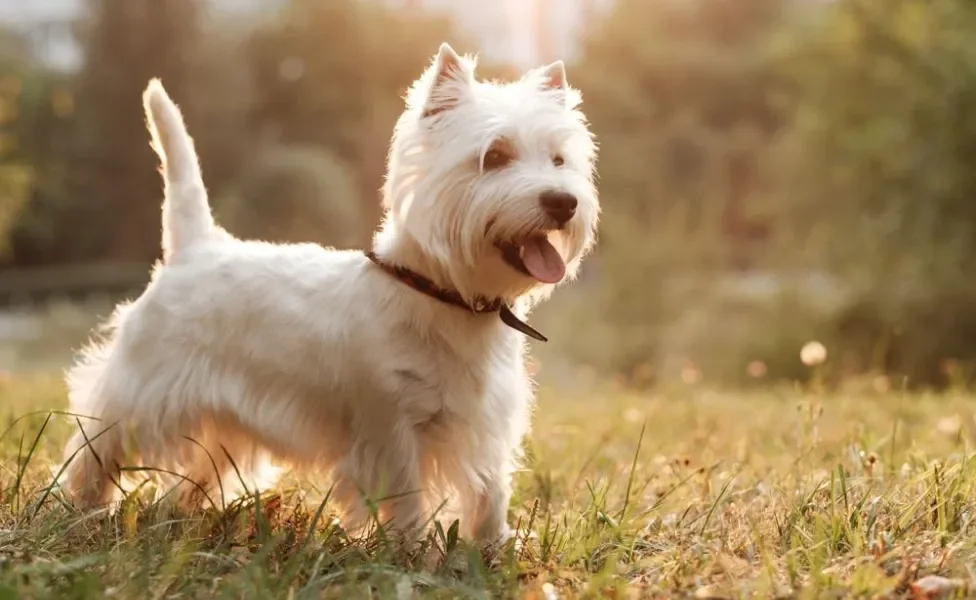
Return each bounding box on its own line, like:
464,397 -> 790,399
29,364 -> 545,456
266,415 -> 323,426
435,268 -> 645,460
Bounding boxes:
552,154 -> 565,167
483,149 -> 512,170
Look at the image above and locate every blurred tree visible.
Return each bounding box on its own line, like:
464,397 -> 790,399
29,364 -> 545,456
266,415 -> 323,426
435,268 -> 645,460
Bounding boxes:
243,0 -> 464,226
4,65 -> 90,267
569,0 -> 787,379
215,144 -> 367,248
0,28 -> 35,261
69,0 -> 202,263
567,0 -> 976,387
6,0 -> 470,267
9,0 -> 253,267
769,0 -> 976,385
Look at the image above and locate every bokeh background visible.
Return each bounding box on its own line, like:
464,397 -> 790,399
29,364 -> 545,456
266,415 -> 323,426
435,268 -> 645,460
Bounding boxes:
0,0 -> 973,391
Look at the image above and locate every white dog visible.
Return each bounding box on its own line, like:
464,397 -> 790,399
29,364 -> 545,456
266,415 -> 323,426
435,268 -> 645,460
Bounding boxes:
59,43 -> 599,544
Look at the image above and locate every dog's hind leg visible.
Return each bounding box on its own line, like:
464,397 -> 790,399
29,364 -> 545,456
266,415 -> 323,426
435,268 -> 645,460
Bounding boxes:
60,419 -> 126,509
171,420 -> 283,512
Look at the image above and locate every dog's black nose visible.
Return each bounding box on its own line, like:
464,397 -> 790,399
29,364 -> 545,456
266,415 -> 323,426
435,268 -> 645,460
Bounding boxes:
539,191 -> 577,226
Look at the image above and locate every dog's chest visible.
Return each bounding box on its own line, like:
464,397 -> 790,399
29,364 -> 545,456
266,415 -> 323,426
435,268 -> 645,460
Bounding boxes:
389,331 -> 523,428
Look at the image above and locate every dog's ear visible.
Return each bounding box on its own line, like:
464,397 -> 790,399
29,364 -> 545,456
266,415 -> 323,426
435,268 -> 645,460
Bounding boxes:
537,60 -> 571,106
539,60 -> 567,93
431,43 -> 469,88
422,43 -> 474,119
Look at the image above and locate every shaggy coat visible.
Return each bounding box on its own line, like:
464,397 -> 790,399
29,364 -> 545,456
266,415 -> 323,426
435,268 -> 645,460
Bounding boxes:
59,43 -> 599,543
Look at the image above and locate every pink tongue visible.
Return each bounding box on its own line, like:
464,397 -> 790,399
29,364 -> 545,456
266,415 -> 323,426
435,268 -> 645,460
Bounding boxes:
520,236 -> 566,284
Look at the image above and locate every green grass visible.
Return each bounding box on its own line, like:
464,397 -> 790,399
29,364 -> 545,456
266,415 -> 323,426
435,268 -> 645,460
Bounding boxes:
2,374 -> 976,598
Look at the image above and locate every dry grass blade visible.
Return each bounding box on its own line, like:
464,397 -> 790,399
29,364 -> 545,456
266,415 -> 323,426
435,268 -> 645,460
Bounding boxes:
3,376 -> 976,597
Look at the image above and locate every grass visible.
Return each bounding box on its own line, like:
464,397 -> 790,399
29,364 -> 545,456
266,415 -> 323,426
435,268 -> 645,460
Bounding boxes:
2,373 -> 976,599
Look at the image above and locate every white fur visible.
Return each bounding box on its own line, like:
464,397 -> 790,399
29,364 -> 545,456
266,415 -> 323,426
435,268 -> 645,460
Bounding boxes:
59,44 -> 599,544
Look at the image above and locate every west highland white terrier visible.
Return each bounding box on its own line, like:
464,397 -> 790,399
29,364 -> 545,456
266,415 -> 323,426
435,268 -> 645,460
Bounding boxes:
59,43 -> 599,544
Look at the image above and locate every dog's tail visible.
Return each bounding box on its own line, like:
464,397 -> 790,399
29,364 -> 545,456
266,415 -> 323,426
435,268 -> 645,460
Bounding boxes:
143,78 -> 215,262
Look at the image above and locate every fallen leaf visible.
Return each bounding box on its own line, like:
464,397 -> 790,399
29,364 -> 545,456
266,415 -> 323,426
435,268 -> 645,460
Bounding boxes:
694,585 -> 731,600
910,575 -> 967,599
935,416 -> 962,436
542,582 -> 560,600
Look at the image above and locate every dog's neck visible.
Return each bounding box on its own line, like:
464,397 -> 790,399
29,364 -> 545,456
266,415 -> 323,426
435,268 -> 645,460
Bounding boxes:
373,223 -> 533,307
372,226 -> 453,293
365,249 -> 547,342
371,223 -> 548,339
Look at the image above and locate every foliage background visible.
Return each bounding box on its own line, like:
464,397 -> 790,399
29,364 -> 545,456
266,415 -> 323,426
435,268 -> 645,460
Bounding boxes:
3,0 -> 976,389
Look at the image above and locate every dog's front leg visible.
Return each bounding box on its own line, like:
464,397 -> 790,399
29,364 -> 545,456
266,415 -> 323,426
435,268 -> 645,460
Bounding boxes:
468,469 -> 516,545
332,424 -> 427,541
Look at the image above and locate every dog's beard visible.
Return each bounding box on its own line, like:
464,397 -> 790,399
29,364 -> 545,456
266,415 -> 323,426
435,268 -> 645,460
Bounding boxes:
384,161 -> 593,303
477,189 -> 588,288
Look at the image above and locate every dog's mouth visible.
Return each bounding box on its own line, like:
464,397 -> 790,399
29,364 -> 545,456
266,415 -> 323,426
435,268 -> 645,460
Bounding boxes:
496,234 -> 566,284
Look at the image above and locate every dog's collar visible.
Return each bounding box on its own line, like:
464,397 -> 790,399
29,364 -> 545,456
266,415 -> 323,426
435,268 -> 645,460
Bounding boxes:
364,251 -> 547,342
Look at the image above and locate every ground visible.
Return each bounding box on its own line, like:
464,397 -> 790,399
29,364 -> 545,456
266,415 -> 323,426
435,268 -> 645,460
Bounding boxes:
1,372 -> 975,599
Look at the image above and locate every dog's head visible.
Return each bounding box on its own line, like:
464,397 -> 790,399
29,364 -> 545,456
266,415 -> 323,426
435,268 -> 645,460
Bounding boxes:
377,43 -> 599,306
